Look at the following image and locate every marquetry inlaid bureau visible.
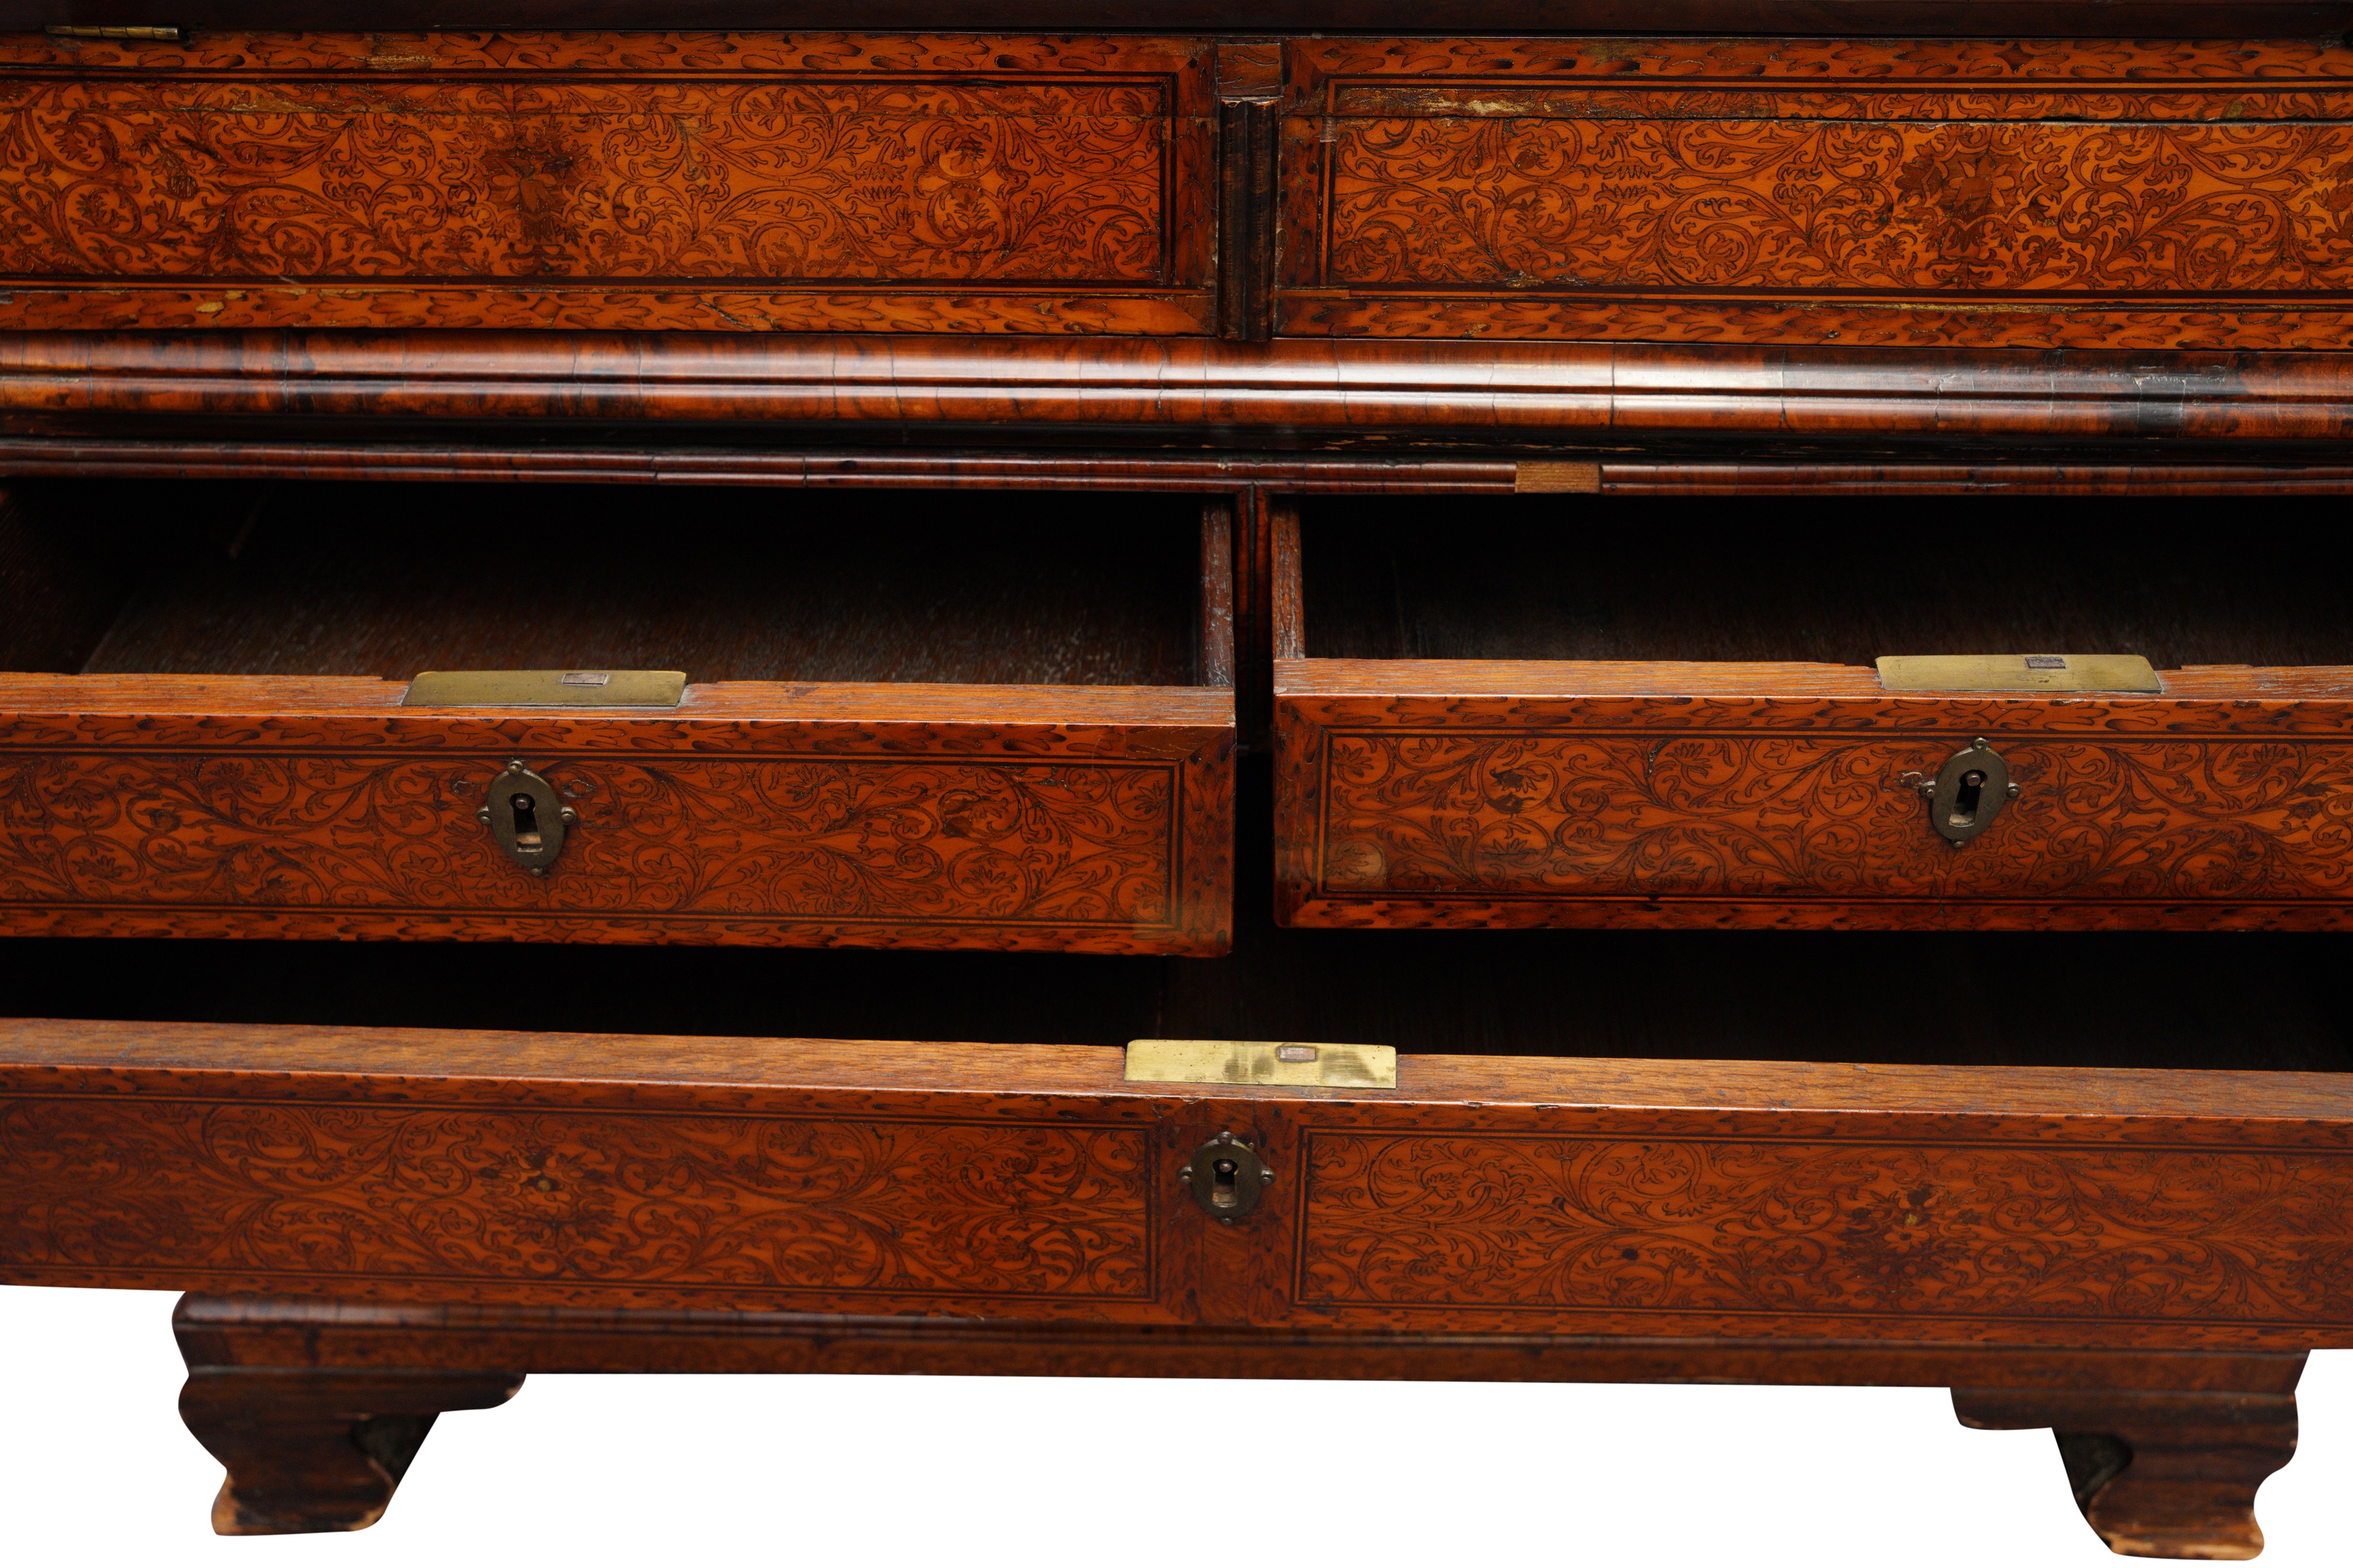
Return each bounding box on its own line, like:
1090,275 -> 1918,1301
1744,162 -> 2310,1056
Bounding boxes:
5,0 -> 2353,1554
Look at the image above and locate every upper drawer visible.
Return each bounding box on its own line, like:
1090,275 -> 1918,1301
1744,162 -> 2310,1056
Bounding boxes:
0,481 -> 1234,952
1278,36 -> 2353,350
0,30 -> 1215,333
1271,499 -> 2353,932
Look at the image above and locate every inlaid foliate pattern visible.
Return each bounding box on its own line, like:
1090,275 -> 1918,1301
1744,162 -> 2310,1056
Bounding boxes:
0,749 -> 1179,931
1287,36 -> 2353,348
0,1096 -> 1152,1300
0,31 -> 1207,331
1322,116 -> 2353,298
1302,1132 -> 2353,1327
1313,733 -> 2353,905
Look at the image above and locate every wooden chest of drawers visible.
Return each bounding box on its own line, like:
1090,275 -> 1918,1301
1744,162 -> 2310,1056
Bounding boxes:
3,1 -> 2351,1555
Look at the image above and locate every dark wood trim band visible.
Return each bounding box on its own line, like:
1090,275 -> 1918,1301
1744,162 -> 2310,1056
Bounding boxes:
7,440 -> 2353,495
175,1295 -> 2309,1392
167,1294 -> 2309,1551
0,442 -> 1523,490
7,335 -> 2350,450
4,4 -> 2344,36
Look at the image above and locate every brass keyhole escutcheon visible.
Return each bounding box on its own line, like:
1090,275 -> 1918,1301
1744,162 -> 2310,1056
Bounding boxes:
1178,1130 -> 1274,1224
1909,737 -> 2021,846
475,759 -> 579,875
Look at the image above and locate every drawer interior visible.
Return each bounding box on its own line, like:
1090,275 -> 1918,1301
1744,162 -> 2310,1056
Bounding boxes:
1297,499 -> 2353,669
1,481 -> 1216,688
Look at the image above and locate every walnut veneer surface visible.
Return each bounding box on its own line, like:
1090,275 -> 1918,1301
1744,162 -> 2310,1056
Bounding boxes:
5,30 -> 2353,355
0,31 -> 1218,334
1281,37 -> 2353,352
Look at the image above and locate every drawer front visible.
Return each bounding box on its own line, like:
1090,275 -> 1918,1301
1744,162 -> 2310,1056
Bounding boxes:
0,31 -> 1214,333
10,1020 -> 2353,1348
1275,662 -> 2353,930
1279,36 -> 2353,350
0,677 -> 1233,952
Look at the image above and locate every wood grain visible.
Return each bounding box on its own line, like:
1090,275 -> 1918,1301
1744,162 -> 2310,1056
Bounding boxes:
11,1018 -> 2353,1345
9,333 -> 2351,448
1595,462 -> 2353,495
1275,661 -> 2353,931
0,31 -> 1215,334
0,675 -> 1234,952
63,482 -> 1207,688
1283,37 -> 2353,351
1300,505 -> 2353,669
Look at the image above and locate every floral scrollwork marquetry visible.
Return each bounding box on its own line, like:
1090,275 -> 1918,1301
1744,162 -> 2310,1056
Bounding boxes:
1323,116 -> 2353,299
1300,1132 -> 2353,1327
1293,37 -> 2353,348
0,749 -> 1181,932
1313,733 -> 2353,905
0,32 -> 1205,331
0,1096 -> 1154,1301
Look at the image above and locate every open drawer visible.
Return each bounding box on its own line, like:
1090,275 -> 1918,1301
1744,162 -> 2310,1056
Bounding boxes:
0,481 -> 1234,952
6,998 -> 2353,1346
1271,499 -> 2353,931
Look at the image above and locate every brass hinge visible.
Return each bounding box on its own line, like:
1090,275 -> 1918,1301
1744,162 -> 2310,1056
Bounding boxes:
44,24 -> 187,40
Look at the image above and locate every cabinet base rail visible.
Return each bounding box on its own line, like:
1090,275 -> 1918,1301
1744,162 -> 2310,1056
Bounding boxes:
175,1296 -> 2303,1556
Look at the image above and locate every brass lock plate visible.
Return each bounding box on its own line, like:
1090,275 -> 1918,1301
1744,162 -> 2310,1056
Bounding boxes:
1126,1039 -> 1396,1089
1876,655 -> 2159,694
477,759 -> 577,874
1179,1131 -> 1273,1222
405,669 -> 686,708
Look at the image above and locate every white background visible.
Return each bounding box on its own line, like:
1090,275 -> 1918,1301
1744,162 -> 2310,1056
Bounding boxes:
3,1286 -> 2346,1565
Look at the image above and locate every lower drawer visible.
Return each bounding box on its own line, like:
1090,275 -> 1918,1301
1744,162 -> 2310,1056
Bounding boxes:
5,1015 -> 2353,1348
0,481 -> 1234,952
1272,499 -> 2353,930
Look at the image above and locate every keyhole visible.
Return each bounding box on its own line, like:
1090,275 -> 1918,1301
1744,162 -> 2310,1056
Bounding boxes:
1949,769 -> 1986,829
1209,1156 -> 1240,1210
510,792 -> 543,850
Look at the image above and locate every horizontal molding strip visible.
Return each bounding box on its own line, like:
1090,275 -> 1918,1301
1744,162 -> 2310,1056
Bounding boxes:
5,334 -> 2352,446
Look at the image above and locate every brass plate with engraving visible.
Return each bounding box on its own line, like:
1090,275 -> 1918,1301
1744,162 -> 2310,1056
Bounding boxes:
1876,655 -> 2160,694
402,670 -> 688,708
1125,1039 -> 1398,1089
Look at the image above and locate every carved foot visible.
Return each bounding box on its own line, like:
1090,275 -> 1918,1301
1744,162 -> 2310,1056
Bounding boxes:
1953,1387 -> 2298,1560
179,1368 -> 524,1534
